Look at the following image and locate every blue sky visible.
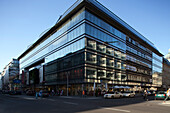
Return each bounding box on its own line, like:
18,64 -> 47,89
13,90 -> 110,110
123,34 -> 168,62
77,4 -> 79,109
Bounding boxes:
0,0 -> 170,72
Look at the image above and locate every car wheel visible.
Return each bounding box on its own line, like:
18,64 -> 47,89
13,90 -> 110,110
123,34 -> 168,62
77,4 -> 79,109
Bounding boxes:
111,96 -> 114,99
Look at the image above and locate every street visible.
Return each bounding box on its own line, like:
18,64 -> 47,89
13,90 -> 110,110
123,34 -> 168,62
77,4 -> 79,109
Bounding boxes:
0,94 -> 170,113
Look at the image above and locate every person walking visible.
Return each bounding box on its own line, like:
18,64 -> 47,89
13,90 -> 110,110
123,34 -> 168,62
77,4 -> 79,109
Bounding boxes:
143,89 -> 148,101
82,90 -> 85,98
39,90 -> 43,99
164,88 -> 170,103
35,92 -> 38,99
51,90 -> 55,96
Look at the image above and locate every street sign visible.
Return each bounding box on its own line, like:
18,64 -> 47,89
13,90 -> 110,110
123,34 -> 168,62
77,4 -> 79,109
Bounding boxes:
13,79 -> 21,83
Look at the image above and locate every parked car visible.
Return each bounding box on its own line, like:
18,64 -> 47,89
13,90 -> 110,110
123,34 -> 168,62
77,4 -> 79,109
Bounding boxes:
104,92 -> 122,99
121,91 -> 135,97
26,90 -> 35,96
155,91 -> 166,100
38,90 -> 49,97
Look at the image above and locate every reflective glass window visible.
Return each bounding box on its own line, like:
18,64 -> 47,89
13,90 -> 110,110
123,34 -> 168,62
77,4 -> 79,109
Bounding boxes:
86,68 -> 96,79
85,11 -> 126,41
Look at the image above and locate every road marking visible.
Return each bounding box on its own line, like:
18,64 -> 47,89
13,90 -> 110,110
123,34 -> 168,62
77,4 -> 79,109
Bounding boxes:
63,101 -> 78,105
102,107 -> 131,113
22,97 -> 36,100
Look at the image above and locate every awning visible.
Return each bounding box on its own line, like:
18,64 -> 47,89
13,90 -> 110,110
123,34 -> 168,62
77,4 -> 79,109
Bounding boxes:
124,86 -> 131,89
113,86 -> 120,89
112,86 -> 131,89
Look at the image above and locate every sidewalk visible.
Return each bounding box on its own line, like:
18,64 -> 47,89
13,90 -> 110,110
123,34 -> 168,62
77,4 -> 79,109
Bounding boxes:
159,100 -> 170,107
162,101 -> 170,104
2,93 -> 102,100
57,96 -> 102,99
2,93 -> 37,99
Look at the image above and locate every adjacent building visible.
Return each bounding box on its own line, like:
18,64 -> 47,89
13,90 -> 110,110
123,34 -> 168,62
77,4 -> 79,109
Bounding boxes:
1,59 -> 19,91
18,0 -> 163,95
165,49 -> 170,62
162,50 -> 170,89
0,73 -> 2,90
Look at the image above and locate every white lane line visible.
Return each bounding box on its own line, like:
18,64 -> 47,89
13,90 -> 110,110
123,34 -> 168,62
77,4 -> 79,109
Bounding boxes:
63,101 -> 78,105
102,107 -> 131,113
22,97 -> 36,100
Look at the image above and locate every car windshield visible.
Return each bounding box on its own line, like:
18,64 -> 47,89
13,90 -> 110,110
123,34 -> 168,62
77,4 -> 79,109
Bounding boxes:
107,92 -> 115,94
157,91 -> 165,94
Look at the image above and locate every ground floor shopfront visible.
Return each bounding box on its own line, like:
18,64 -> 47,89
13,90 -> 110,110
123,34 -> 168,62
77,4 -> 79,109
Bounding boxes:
43,80 -> 154,96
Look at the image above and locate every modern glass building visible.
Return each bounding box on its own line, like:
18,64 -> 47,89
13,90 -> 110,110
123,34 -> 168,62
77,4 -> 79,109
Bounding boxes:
18,0 -> 163,95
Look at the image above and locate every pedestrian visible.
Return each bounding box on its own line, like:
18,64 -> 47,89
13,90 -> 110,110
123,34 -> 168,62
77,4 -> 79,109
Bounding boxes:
82,90 -> 85,98
60,90 -> 63,96
143,89 -> 148,101
39,90 -> 43,99
51,90 -> 55,96
35,92 -> 38,99
164,88 -> 170,103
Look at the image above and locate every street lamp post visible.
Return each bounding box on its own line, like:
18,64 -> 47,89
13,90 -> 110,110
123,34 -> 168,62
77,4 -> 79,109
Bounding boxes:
93,79 -> 95,97
66,71 -> 70,96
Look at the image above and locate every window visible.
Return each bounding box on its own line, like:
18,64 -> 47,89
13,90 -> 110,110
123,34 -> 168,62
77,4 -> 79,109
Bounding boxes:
106,58 -> 114,67
106,71 -> 114,80
97,56 -> 106,66
86,53 -> 96,64
86,68 -> 96,79
97,70 -> 106,79
106,47 -> 114,55
87,39 -> 96,50
97,43 -> 106,53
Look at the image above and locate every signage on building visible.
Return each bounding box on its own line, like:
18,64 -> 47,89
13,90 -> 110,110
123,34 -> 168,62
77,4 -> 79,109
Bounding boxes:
13,79 -> 21,84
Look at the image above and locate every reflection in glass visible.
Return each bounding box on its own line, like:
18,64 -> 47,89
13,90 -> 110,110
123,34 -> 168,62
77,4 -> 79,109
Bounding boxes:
97,70 -> 106,79
86,68 -> 96,79
86,53 -> 97,64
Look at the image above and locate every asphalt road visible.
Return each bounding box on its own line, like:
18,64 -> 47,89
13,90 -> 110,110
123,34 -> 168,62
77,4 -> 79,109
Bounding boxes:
0,94 -> 170,113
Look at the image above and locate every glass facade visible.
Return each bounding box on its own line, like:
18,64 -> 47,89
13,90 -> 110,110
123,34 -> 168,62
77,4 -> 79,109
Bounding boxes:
20,9 -> 85,69
85,19 -> 126,83
152,53 -> 163,86
86,24 -> 126,50
19,1 -> 163,95
86,11 -> 126,41
152,53 -> 162,74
